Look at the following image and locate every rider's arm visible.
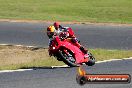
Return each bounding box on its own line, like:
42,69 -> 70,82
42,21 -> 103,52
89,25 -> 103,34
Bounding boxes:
59,25 -> 68,32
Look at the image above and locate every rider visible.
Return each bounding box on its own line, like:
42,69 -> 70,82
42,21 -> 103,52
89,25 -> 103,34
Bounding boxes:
47,22 -> 88,54
53,22 -> 88,54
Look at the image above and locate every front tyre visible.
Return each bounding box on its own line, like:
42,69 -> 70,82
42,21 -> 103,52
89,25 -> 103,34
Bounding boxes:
58,49 -> 78,67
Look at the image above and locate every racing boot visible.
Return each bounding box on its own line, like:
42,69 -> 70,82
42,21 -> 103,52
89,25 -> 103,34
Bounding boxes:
71,38 -> 88,54
80,46 -> 88,54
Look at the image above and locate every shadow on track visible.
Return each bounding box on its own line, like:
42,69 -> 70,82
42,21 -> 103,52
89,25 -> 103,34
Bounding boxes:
20,66 -> 72,70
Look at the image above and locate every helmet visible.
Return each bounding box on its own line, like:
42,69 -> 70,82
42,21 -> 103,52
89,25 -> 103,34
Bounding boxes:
47,26 -> 55,32
54,22 -> 60,28
47,26 -> 55,38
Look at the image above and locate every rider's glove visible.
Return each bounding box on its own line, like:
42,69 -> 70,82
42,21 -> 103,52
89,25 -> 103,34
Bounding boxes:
60,32 -> 69,40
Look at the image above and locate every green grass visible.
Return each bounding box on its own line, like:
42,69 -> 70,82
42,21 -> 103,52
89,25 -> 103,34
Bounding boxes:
0,0 -> 132,23
0,46 -> 132,70
0,57 -> 64,70
89,49 -> 132,61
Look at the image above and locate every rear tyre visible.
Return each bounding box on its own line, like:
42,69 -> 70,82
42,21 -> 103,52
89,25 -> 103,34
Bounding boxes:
86,52 -> 95,66
58,49 -> 78,67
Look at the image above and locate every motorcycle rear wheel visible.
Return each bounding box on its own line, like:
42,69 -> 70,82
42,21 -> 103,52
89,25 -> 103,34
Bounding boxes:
85,52 -> 95,66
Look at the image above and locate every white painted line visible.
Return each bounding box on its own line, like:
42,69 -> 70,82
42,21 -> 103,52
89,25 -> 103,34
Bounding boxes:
122,57 -> 132,60
15,45 -> 24,47
51,65 -> 69,68
27,46 -> 37,48
0,44 -> 12,46
0,44 -> 38,48
96,57 -> 132,64
96,59 -> 122,63
0,69 -> 32,73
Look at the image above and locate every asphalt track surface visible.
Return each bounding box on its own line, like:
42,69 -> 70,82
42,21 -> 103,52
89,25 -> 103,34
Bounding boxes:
0,59 -> 132,88
0,22 -> 132,88
0,21 -> 132,49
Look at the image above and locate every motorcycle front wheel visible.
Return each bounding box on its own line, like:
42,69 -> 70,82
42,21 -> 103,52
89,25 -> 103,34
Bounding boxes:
58,49 -> 79,67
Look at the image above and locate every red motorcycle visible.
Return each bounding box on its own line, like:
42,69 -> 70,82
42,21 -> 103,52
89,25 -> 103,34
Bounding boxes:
48,28 -> 95,67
